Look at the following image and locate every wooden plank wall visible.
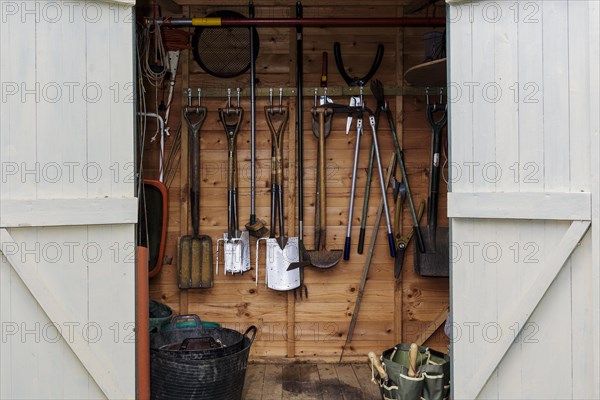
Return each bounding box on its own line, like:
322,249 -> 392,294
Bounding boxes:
145,1 -> 449,362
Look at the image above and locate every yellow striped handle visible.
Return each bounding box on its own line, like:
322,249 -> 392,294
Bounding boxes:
191,18 -> 222,26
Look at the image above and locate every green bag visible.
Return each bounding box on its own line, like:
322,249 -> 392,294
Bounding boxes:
373,344 -> 450,400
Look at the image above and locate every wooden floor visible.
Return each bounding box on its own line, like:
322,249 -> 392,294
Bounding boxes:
242,363 -> 381,400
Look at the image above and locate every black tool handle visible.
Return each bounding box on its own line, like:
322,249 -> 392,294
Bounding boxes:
249,1 -> 257,226
277,176 -> 285,240
343,237 -> 351,260
189,126 -> 200,237
357,228 -> 366,254
387,233 -> 396,258
425,103 -> 448,232
296,2 -> 304,244
333,42 -> 385,87
428,124 -> 442,232
358,139 -> 375,254
270,153 -> 277,236
184,106 -> 207,237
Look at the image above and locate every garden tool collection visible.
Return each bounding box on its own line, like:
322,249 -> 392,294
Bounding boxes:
163,25 -> 441,293
216,89 -> 251,275
307,108 -> 343,269
178,89 -> 213,289
414,88 -> 449,277
256,90 -> 301,292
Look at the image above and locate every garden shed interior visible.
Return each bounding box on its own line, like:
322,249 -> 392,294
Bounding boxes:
141,0 -> 450,364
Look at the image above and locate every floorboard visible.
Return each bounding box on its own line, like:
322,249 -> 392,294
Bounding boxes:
352,364 -> 382,399
335,364 -> 364,400
243,362 -> 380,400
243,364 -> 266,400
262,364 -> 283,400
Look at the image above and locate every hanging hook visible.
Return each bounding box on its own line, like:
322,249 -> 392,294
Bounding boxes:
227,88 -> 232,112
197,88 -> 202,108
269,87 -> 274,114
439,87 -> 444,104
236,88 -> 241,113
359,86 -> 364,109
313,88 -> 318,107
187,88 -> 192,107
426,87 -> 430,106
278,88 -> 283,114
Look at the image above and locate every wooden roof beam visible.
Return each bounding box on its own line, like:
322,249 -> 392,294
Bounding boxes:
404,0 -> 441,15
137,0 -> 182,15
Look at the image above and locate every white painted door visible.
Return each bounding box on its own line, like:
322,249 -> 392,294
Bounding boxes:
1,1 -> 137,398
447,0 -> 599,398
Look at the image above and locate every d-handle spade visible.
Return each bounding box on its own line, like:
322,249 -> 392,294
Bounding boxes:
287,1 -> 312,274
245,1 -> 268,239
425,89 -> 448,245
178,89 -> 213,289
219,104 -> 244,240
307,108 -> 342,269
265,94 -> 290,250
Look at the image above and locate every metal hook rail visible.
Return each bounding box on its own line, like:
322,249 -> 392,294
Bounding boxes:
182,86 -> 444,99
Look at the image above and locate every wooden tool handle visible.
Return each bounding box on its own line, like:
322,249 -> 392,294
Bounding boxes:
368,352 -> 388,381
320,52 -> 328,87
408,343 -> 418,377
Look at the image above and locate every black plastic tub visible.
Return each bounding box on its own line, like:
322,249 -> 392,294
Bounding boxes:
151,315 -> 256,361
150,330 -> 257,400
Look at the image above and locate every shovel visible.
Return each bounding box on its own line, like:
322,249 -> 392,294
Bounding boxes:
307,108 -> 342,269
286,4 -> 313,280
216,97 -> 251,275
245,2 -> 268,239
414,90 -> 449,277
255,101 -> 301,291
178,92 -> 213,289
